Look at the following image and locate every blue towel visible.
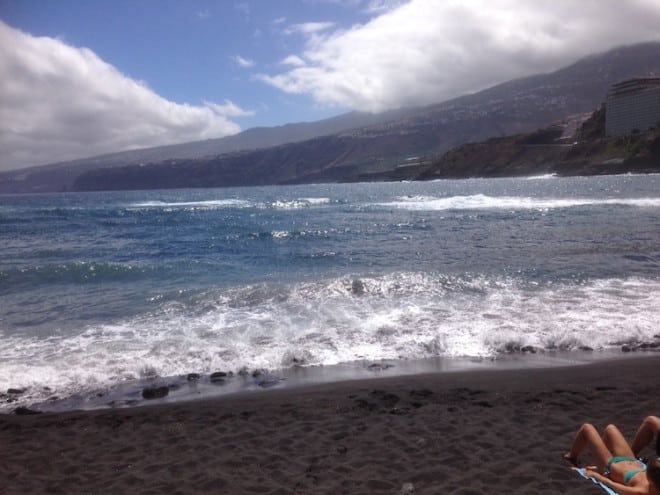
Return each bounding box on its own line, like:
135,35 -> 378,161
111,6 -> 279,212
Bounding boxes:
575,468 -> 619,495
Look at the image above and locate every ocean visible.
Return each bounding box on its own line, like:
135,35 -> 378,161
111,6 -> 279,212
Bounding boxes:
1,174 -> 659,411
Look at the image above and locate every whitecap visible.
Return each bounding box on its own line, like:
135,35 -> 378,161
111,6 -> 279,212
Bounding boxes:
373,194 -> 660,211
3,273 -> 658,411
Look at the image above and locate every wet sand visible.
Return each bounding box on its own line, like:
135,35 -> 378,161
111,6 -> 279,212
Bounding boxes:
1,355 -> 659,494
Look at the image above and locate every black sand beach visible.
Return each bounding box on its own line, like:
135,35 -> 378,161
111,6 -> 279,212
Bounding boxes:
1,355 -> 659,494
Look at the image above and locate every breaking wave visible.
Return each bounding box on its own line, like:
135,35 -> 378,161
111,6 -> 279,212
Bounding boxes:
2,273 -> 658,410
374,194 -> 660,211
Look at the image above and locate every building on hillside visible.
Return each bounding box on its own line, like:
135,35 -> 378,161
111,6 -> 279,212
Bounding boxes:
559,112 -> 593,139
605,77 -> 660,136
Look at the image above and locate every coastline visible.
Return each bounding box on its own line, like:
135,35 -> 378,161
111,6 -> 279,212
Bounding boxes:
9,349 -> 645,414
2,355 -> 659,494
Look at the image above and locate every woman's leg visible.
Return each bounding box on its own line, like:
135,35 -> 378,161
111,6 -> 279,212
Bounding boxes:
602,424 -> 636,458
631,416 -> 660,457
565,423 -> 612,470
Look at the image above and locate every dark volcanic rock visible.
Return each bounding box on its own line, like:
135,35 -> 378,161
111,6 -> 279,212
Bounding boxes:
210,371 -> 233,384
367,363 -> 394,372
142,386 -> 169,400
350,279 -> 366,295
14,406 -> 42,415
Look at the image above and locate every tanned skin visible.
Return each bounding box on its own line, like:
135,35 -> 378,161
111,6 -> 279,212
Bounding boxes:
565,423 -> 660,495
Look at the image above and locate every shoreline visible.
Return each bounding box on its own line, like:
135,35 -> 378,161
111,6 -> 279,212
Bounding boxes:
5,348 -> 648,414
2,169 -> 660,197
2,355 -> 659,494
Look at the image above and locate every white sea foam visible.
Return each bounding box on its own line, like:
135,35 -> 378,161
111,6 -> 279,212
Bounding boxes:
1,273 -> 659,410
375,194 -> 660,211
525,173 -> 558,180
128,199 -> 252,210
301,197 -> 331,206
128,197 -> 331,211
268,197 -> 331,209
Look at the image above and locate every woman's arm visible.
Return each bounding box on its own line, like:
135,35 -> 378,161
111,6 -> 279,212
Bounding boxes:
581,469 -> 646,495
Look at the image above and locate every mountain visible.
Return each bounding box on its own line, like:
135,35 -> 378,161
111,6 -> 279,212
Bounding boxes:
0,109 -> 413,193
2,42 -> 660,193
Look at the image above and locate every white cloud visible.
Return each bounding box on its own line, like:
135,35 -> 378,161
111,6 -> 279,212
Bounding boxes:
259,0 -> 660,112
0,21 -> 242,171
204,100 -> 255,118
232,54 -> 256,68
281,55 -> 306,67
363,0 -> 407,13
284,22 -> 335,36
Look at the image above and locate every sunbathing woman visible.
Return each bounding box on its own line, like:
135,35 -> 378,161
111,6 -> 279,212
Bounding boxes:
565,423 -> 660,495
632,416 -> 660,458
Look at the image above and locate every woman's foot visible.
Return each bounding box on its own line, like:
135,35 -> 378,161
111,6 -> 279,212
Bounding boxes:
563,452 -> 579,467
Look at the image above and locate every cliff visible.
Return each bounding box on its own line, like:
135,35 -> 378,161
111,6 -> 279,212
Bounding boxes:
415,107 -> 660,180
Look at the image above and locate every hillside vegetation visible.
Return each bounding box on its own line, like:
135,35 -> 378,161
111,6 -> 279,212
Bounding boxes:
414,107 -> 660,180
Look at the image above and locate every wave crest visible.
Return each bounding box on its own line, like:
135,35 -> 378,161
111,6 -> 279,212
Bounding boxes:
2,273 -> 659,410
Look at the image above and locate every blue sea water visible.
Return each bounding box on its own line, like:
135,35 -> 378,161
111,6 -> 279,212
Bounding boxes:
1,174 -> 659,410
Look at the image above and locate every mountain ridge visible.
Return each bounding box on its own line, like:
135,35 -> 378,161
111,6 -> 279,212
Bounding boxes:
2,41 -> 660,193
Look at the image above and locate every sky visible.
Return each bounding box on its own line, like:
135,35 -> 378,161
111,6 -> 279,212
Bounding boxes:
1,0 -> 660,172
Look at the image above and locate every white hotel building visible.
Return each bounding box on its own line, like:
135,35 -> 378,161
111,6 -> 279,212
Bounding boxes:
605,77 -> 660,136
